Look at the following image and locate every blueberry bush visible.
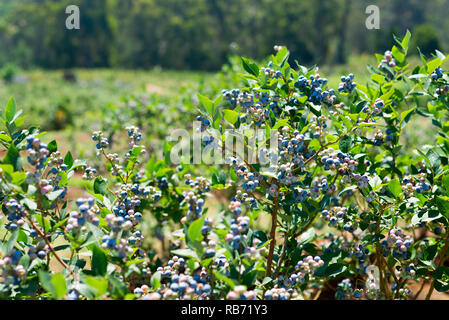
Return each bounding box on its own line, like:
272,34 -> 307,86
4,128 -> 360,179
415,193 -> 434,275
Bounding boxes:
1,31 -> 449,300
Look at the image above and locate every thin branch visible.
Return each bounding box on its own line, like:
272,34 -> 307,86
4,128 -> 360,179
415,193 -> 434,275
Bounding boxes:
265,194 -> 279,277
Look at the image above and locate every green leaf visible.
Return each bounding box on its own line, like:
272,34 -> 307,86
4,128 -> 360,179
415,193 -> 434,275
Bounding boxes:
17,229 -> 28,243
427,57 -> 442,74
400,107 -> 416,125
150,271 -> 162,290
338,185 -> 358,197
261,277 -> 272,286
433,267 -> 449,292
242,269 -> 258,287
171,248 -> 199,260
48,140 -> 58,153
3,144 -> 21,171
223,110 -> 238,125
339,135 -> 353,153
51,273 -> 67,299
187,215 -> 206,243
198,94 -> 214,115
241,57 -> 259,77
5,97 -> 17,123
388,179 -> 403,199
298,228 -> 315,245
401,30 -> 411,52
93,176 -> 108,196
4,230 -> 18,254
38,270 -> 56,298
442,175 -> 449,193
84,276 -> 108,297
435,196 -> 449,219
213,270 -> 236,289
371,73 -> 385,84
392,45 -> 405,64
325,263 -> 347,278
10,172 -> 27,185
47,189 -> 64,201
0,134 -> 12,143
64,151 -> 74,169
92,245 -> 108,276
426,149 -> 441,172
35,215 -> 51,233
269,110 -> 276,127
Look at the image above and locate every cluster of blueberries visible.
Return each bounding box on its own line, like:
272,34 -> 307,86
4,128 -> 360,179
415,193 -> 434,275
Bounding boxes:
105,152 -> 125,177
232,190 -> 258,210
227,285 -> 258,300
25,135 -> 50,170
196,115 -> 211,132
48,151 -> 68,173
27,240 -> 49,261
184,174 -> 211,195
102,211 -> 143,259
380,229 -> 414,260
431,67 -> 449,96
225,156 -> 264,192
264,287 -> 299,300
82,165 -> 97,180
320,148 -> 358,174
39,178 -> 67,205
310,176 -> 337,197
277,127 -> 307,169
395,264 -> 416,280
262,61 -> 283,79
335,278 -> 364,300
181,191 -> 206,224
135,256 -> 215,300
431,67 -> 443,81
292,255 -> 325,284
295,74 -> 337,107
0,249 -> 26,286
292,187 -> 311,203
224,200 -> 249,250
222,89 -> 240,109
3,199 -> 26,231
201,134 -> 216,148
378,50 -> 396,76
309,115 -> 328,139
65,197 -> 100,232
321,206 -> 348,228
349,243 -> 370,273
362,98 -> 385,117
125,125 -> 142,148
338,74 -> 356,93
401,173 -> 431,196
92,131 -> 110,153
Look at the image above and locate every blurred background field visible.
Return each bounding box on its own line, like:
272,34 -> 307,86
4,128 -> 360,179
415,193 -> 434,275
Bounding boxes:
0,0 -> 448,200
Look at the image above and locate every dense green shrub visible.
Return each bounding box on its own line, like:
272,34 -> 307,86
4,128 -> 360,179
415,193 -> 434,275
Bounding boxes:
0,63 -> 20,84
0,32 -> 449,300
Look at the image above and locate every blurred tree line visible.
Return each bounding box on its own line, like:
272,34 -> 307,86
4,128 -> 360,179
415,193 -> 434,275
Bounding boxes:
0,0 -> 447,70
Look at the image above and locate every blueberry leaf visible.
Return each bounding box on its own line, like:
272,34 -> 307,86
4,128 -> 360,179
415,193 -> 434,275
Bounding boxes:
187,215 -> 205,243
388,179 -> 403,199
339,135 -> 353,153
91,245 -> 108,276
64,151 -> 74,169
5,96 -> 16,123
93,176 -> 108,196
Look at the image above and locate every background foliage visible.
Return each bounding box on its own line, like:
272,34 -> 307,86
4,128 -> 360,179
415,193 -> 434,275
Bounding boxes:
0,0 -> 448,70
